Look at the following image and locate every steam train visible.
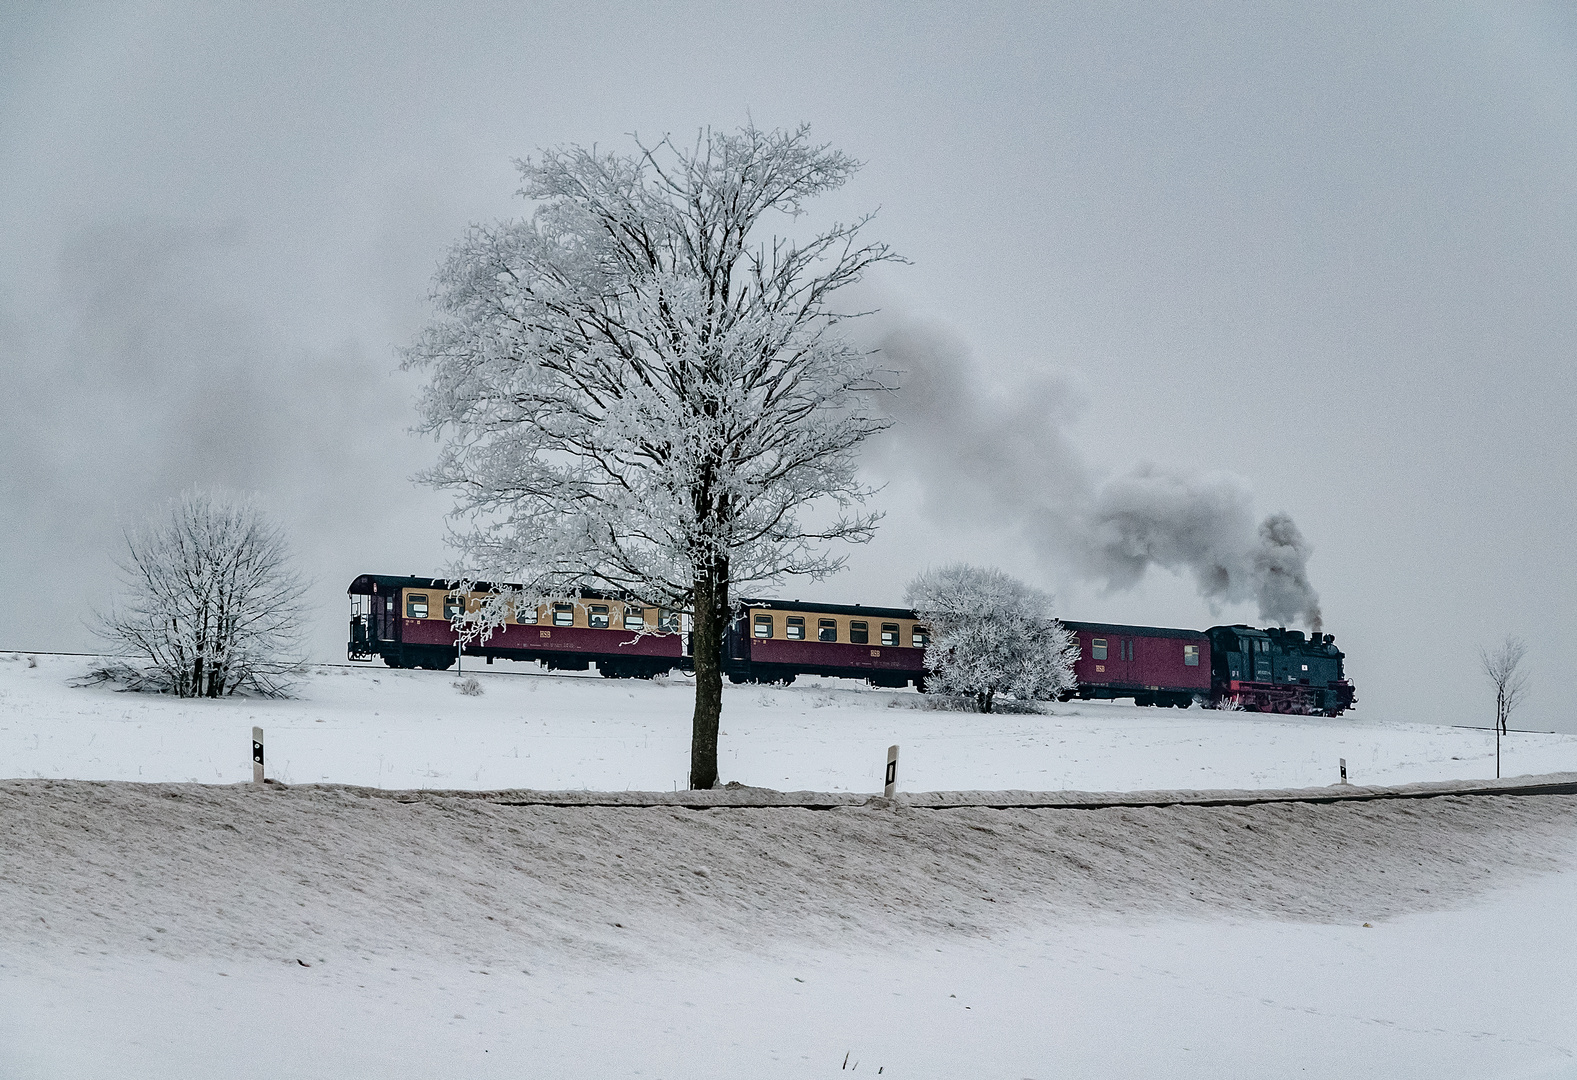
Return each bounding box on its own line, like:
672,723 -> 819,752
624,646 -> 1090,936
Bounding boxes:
347,574 -> 1356,715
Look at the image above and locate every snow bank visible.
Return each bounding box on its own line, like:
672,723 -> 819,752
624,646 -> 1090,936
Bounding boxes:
5,778 -> 1573,970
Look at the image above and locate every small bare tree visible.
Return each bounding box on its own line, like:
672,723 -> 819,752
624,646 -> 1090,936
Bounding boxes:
1480,634 -> 1529,778
906,564 -> 1078,713
405,124 -> 896,788
98,490 -> 309,697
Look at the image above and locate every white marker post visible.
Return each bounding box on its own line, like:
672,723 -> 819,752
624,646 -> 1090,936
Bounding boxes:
1339,757 -> 1348,785
252,726 -> 265,785
884,744 -> 899,799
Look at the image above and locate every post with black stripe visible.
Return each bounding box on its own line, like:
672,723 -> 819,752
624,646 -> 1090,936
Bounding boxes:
252,726 -> 265,785
885,744 -> 899,799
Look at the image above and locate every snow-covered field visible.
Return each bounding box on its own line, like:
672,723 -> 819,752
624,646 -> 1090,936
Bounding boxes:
4,652 -> 1576,793
3,651 -> 1577,1078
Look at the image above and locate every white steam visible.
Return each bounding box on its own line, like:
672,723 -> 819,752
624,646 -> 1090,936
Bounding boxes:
871,323 -> 1322,633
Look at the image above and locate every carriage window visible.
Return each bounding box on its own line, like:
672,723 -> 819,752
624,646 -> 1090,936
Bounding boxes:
881,623 -> 899,647
406,594 -> 429,619
658,609 -> 681,633
443,597 -> 461,620
818,619 -> 838,642
849,620 -> 868,644
588,604 -> 610,629
1184,644 -> 1199,667
754,614 -> 773,638
624,607 -> 646,631
553,603 -> 575,626
912,626 -> 930,648
786,616 -> 805,641
516,603 -> 538,624
1092,638 -> 1108,660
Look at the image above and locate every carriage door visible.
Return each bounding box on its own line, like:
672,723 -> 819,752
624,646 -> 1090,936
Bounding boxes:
1121,637 -> 1135,681
727,613 -> 750,660
372,587 -> 398,641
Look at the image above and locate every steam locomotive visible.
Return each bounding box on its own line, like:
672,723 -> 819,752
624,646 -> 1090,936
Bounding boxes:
347,574 -> 1355,715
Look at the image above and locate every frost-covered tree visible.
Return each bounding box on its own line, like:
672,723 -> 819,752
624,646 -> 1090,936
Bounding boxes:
1480,634 -> 1529,736
905,564 -> 1077,713
98,490 -> 309,697
1479,633 -> 1529,778
404,125 -> 897,788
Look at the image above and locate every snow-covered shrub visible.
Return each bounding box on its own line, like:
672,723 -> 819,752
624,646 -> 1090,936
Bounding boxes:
454,676 -> 484,696
905,564 -> 1078,714
97,490 -> 308,698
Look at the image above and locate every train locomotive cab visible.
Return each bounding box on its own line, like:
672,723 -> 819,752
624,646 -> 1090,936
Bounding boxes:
1206,624 -> 1355,716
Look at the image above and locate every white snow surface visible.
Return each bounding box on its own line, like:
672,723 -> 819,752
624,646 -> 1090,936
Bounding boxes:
4,652 -> 1576,792
3,652 -> 1577,1078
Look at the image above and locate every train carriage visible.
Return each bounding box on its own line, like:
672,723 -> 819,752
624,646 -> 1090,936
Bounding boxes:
347,574 -> 686,676
721,599 -> 929,688
1061,621 -> 1212,708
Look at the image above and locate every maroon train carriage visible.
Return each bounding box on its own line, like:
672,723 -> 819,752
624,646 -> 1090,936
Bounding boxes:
347,574 -> 686,676
1061,621 -> 1212,708
721,599 -> 930,688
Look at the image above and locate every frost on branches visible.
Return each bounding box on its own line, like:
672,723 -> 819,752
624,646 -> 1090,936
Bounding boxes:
906,564 -> 1078,714
96,490 -> 309,697
404,125 -> 897,788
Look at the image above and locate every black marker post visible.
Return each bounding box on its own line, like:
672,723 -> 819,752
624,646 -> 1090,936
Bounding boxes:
252,726 -> 265,785
884,744 -> 899,799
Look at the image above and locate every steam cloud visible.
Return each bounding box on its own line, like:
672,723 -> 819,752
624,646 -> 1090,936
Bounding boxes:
872,323 -> 1322,633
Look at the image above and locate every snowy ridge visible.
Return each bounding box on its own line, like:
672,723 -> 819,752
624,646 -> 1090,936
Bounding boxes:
4,777 -> 1574,969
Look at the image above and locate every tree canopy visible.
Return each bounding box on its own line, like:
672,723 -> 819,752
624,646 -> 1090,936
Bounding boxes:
405,125 -> 897,787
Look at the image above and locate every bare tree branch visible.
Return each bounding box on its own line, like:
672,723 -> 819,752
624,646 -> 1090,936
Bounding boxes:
96,491 -> 309,697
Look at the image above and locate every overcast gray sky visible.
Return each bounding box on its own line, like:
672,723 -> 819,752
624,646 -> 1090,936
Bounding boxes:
3,1 -> 1573,733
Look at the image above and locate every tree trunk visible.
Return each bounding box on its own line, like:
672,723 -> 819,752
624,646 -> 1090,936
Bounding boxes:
689,564 -> 728,789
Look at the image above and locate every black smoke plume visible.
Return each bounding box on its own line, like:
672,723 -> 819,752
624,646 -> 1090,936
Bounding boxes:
870,322 -> 1323,633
